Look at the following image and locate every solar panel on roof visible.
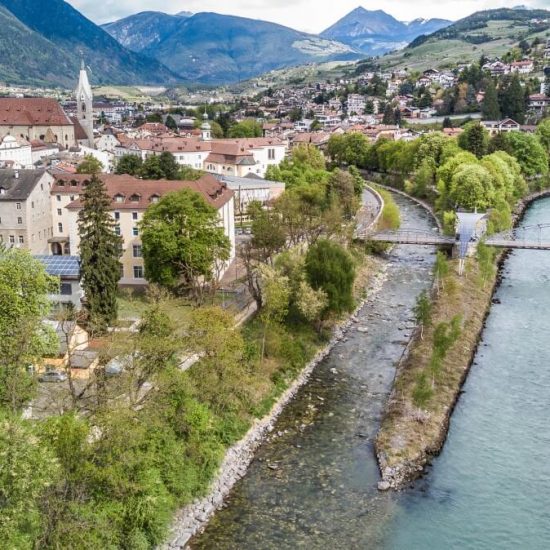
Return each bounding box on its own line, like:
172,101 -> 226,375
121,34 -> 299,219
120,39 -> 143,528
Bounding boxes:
34,256 -> 81,277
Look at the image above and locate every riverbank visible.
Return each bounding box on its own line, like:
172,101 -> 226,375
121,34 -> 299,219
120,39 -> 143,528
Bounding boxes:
375,189 -> 550,489
164,259 -> 388,548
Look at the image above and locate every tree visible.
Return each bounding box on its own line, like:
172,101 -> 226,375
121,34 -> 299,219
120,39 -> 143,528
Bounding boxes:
115,154 -> 143,176
76,155 -> 103,174
449,163 -> 495,210
458,121 -> 489,159
227,120 -> 262,138
382,104 -> 396,125
78,175 -> 123,333
442,117 -> 453,129
536,118 -> 550,154
165,115 -> 178,132
502,131 -> 549,178
327,169 -> 359,219
139,155 -> 165,180
0,415 -> 59,546
414,290 -> 432,340
482,80 -> 501,120
305,240 -> 355,317
295,281 -> 327,329
499,74 -> 526,124
157,152 -> 179,180
258,265 -> 290,361
140,189 -> 230,300
0,247 -> 58,412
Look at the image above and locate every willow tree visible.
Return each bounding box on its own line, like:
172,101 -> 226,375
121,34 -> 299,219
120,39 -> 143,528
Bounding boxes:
78,175 -> 122,333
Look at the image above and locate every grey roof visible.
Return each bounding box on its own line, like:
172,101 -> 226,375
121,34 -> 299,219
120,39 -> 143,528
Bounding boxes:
35,255 -> 81,278
0,169 -> 47,201
215,174 -> 285,189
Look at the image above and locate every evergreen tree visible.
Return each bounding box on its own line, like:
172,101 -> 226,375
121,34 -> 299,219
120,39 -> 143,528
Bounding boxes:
382,104 -> 396,125
500,74 -> 526,124
482,80 -> 501,120
78,175 -> 123,333
458,122 -> 490,159
165,115 -> 178,132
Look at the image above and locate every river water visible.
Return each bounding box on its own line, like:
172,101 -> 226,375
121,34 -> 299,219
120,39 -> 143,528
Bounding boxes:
191,195 -> 437,549
192,197 -> 550,550
385,197 -> 550,549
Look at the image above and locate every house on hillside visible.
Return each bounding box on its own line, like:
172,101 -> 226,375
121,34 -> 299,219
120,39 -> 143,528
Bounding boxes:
481,118 -> 521,135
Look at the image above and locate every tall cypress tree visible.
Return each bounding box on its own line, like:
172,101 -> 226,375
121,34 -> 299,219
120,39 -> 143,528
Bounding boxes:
482,80 -> 501,120
78,175 -> 123,333
500,74 -> 526,124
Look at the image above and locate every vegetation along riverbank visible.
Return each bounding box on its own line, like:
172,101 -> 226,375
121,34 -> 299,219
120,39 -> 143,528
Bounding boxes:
327,119 -> 550,489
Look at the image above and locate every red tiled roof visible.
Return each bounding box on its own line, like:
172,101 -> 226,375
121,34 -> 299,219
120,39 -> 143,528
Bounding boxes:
70,117 -> 89,141
0,98 -> 73,126
51,173 -> 233,210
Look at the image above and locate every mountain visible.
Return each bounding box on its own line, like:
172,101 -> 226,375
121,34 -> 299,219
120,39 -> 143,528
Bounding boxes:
381,8 -> 550,72
105,12 -> 361,85
102,11 -> 190,52
0,0 -> 178,86
321,7 -> 451,55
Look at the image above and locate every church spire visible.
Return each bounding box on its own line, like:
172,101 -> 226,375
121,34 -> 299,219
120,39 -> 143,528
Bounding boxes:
75,59 -> 94,148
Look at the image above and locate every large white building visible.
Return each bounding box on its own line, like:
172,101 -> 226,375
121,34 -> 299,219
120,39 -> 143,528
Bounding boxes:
0,135 -> 33,169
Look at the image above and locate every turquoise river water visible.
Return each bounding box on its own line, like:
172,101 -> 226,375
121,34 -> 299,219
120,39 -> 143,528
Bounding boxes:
192,196 -> 550,549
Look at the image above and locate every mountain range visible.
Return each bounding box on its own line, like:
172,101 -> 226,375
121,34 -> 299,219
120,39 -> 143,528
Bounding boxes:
321,7 -> 451,55
102,11 -> 360,85
0,0 -> 177,87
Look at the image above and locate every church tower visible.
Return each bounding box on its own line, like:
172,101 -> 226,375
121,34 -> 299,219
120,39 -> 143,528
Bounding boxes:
200,112 -> 212,141
75,59 -> 94,148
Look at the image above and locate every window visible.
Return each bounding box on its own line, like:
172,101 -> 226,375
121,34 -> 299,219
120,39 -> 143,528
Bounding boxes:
70,195 -> 75,201
17,217 -> 22,225
18,236 -> 24,244
9,235 -> 15,244
57,208 -> 62,216
150,195 -> 160,203
133,265 -> 144,279
129,194 -> 140,203
268,148 -> 275,160
132,212 -> 138,220
56,195 -> 61,202
114,194 -> 125,203
114,211 -> 120,221
133,245 -> 142,258
119,264 -> 124,277
115,225 -> 121,236
132,227 -> 139,236
60,283 -> 72,296
16,202 -> 21,209
31,201 -> 34,209
58,223 -> 63,233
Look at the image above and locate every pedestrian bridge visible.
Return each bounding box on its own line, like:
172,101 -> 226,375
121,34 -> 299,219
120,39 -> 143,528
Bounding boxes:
364,223 -> 550,255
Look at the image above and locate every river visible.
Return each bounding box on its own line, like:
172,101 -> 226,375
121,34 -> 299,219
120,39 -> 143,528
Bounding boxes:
192,196 -> 550,550
191,195 -> 437,549
385,197 -> 550,549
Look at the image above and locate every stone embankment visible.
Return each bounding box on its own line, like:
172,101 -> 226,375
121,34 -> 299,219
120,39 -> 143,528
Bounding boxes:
163,268 -> 389,549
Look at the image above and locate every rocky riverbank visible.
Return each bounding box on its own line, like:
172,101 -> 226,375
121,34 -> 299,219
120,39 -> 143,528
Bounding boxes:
162,265 -> 389,549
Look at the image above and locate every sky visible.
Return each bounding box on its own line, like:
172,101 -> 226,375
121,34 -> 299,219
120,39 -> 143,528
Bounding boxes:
68,0 -> 549,33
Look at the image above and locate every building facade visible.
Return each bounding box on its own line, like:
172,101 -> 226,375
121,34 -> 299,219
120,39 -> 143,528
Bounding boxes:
51,173 -> 235,286
0,169 -> 54,253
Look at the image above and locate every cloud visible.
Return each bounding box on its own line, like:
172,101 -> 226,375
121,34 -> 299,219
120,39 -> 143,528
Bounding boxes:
69,0 -> 547,32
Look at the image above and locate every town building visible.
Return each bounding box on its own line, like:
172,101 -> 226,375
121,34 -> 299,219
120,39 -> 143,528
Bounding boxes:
0,135 -> 33,169
0,169 -> 54,253
51,173 -> 235,286
0,98 -> 76,149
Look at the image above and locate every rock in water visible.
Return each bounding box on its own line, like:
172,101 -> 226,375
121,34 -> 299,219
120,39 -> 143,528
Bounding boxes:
377,480 -> 391,491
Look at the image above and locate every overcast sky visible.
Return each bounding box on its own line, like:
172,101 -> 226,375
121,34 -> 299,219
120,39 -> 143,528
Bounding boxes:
68,0 -> 548,33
